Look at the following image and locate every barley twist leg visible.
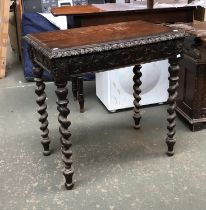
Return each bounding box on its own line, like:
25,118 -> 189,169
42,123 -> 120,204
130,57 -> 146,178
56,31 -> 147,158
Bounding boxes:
55,81 -> 74,190
33,66 -> 51,156
166,56 -> 180,156
133,65 -> 142,129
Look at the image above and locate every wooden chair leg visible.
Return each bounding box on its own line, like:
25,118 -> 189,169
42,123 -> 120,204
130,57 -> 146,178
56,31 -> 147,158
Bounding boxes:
71,77 -> 78,101
77,77 -> 85,113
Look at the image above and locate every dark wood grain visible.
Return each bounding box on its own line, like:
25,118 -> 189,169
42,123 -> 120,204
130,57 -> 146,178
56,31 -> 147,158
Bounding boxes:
176,38 -> 206,131
147,0 -> 154,9
133,65 -> 142,129
55,81 -> 74,190
51,3 -> 191,17
33,65 -> 51,156
77,77 -> 84,113
166,56 -> 180,156
71,77 -> 78,101
28,20 -> 172,50
51,3 -> 194,27
52,5 -> 103,16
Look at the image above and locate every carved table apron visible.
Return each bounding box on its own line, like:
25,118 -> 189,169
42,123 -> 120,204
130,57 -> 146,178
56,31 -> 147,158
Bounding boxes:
25,20 -> 185,190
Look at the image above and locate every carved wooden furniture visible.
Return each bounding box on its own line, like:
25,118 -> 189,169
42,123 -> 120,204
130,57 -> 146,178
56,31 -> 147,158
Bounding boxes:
51,3 -> 194,27
25,20 -> 185,189
177,37 -> 206,131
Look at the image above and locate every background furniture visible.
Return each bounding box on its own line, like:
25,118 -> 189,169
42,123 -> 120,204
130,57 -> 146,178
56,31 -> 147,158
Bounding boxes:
177,37 -> 206,131
168,21 -> 206,131
0,0 -> 10,78
51,4 -> 194,27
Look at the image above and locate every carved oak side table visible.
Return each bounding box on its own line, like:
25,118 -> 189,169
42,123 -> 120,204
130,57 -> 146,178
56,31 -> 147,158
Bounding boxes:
25,20 -> 185,190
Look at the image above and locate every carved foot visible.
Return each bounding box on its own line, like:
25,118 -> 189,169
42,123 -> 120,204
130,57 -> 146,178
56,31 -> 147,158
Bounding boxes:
77,77 -> 84,113
33,66 -> 51,156
133,65 -> 142,129
72,77 -> 78,101
166,56 -> 180,156
55,81 -> 74,190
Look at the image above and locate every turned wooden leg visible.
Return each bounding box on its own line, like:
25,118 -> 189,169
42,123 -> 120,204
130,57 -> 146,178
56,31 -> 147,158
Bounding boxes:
133,65 -> 142,129
33,66 -> 51,156
55,81 -> 74,190
71,77 -> 78,101
77,77 -> 84,113
166,56 -> 180,156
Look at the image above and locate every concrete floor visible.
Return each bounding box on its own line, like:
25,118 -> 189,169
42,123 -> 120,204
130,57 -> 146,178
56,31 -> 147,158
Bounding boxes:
1,59 -> 206,210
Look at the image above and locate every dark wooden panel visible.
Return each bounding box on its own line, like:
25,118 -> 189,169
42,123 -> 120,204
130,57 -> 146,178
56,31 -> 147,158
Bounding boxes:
177,39 -> 206,131
51,3 -> 194,25
78,7 -> 194,26
196,65 -> 206,118
52,5 -> 103,16
178,55 -> 196,119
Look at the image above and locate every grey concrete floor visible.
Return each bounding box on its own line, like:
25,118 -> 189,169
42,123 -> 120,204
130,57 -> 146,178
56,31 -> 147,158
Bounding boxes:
1,60 -> 206,210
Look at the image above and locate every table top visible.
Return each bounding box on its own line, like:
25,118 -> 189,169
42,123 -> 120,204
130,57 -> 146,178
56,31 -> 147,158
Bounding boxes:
25,20 -> 185,59
52,5 -> 103,16
169,21 -> 206,38
51,3 -> 193,16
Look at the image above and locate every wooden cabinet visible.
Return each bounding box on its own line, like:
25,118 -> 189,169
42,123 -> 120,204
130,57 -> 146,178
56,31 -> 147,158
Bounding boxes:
176,38 -> 206,131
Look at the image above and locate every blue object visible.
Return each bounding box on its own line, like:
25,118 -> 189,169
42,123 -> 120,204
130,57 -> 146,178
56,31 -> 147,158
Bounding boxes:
22,12 -> 59,81
22,12 -> 95,81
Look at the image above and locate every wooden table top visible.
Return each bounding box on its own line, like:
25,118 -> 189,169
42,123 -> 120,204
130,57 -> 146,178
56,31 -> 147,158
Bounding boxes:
27,20 -> 172,49
51,3 -> 193,16
169,21 -> 206,38
52,5 -> 103,16
25,20 -> 185,58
